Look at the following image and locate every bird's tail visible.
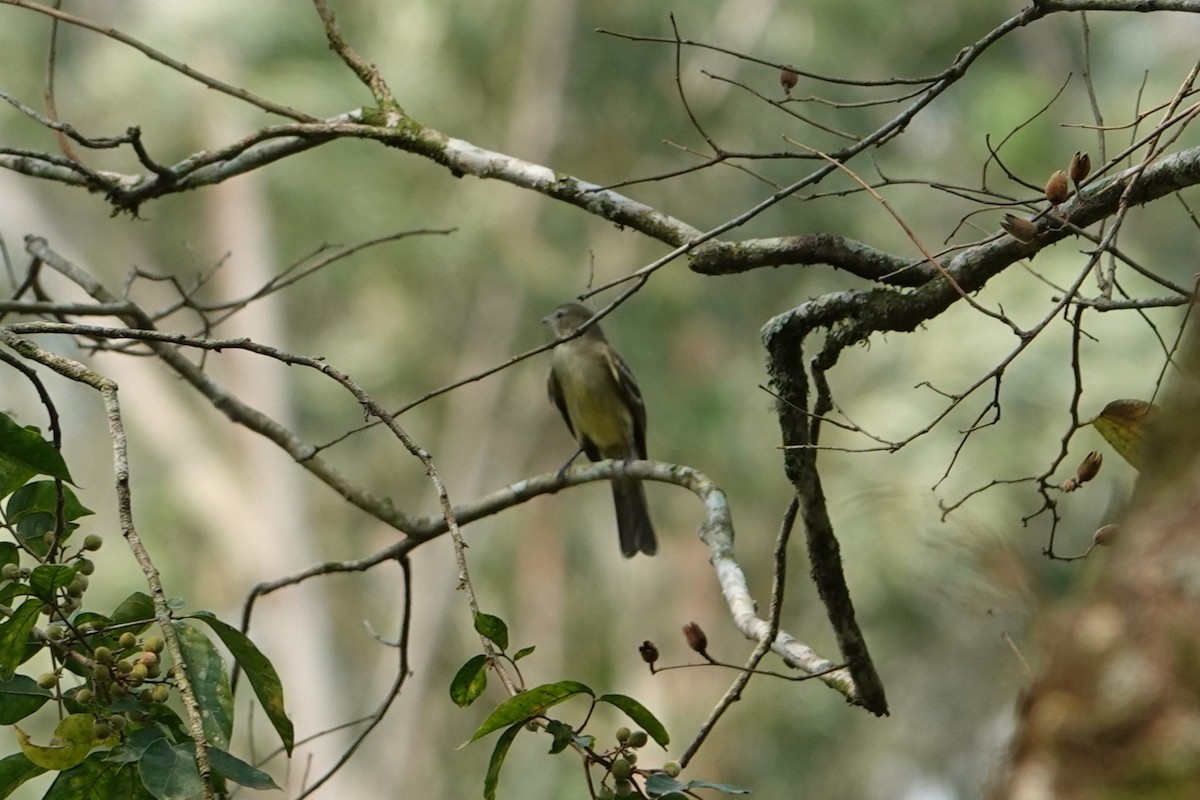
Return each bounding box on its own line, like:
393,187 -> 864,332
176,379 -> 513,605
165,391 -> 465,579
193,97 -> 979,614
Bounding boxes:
612,479 -> 657,557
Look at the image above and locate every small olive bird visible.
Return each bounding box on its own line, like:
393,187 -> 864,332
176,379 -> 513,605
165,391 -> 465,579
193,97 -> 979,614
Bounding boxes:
544,303 -> 657,557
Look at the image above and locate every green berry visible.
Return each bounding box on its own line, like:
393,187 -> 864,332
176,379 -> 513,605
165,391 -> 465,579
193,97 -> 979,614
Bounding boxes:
0,563 -> 19,580
611,758 -> 633,781
597,787 -> 615,800
77,558 -> 95,576
614,779 -> 633,797
74,687 -> 94,704
116,660 -> 133,675
628,730 -> 648,749
46,625 -> 65,641
138,651 -> 158,668
150,684 -> 171,704
93,647 -> 113,664
625,752 -> 638,766
663,761 -> 681,777
82,534 -> 103,551
118,632 -> 137,650
36,672 -> 58,689
92,722 -> 112,740
144,635 -> 164,654
109,714 -> 127,731
145,663 -> 161,679
615,726 -> 631,744
92,665 -> 111,683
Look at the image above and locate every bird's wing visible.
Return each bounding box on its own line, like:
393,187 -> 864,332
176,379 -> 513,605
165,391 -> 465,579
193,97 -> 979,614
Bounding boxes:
604,345 -> 648,458
546,367 -> 576,439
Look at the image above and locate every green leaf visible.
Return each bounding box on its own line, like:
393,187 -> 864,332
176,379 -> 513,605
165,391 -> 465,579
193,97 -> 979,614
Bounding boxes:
685,779 -> 751,794
0,674 -> 52,724
6,481 -> 93,525
110,592 -> 155,631
483,723 -> 522,800
0,414 -> 72,488
0,752 -> 45,797
467,680 -> 593,745
175,621 -> 234,750
598,694 -> 670,748
474,613 -> 509,651
208,746 -> 280,791
47,751 -> 154,799
0,599 -> 43,681
5,479 -> 93,552
450,654 -> 489,708
545,719 -> 574,754
29,563 -> 77,601
138,738 -> 204,800
512,645 -> 535,661
645,774 -> 686,796
16,713 -> 96,770
108,728 -> 168,764
186,611 -> 293,755
0,543 -> 18,571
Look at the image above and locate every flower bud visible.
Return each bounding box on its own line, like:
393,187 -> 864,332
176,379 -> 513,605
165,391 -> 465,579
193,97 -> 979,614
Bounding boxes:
1069,151 -> 1091,188
1000,214 -> 1038,243
1076,451 -> 1102,484
1045,170 -> 1069,206
682,622 -> 708,656
780,67 -> 798,95
638,640 -> 659,666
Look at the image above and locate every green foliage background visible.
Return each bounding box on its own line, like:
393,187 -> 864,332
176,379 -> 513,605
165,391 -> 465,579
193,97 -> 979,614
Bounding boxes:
0,1 -> 1196,797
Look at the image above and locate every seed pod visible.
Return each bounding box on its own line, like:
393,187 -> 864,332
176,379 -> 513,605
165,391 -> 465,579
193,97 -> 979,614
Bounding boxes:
682,622 -> 708,656
638,640 -> 659,666
1076,451 -> 1102,484
1045,170 -> 1069,206
1069,151 -> 1091,188
780,67 -> 798,95
1000,214 -> 1038,243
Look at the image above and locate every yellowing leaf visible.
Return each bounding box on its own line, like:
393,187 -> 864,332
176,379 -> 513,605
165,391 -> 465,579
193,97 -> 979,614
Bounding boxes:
1091,399 -> 1157,470
14,713 -> 95,770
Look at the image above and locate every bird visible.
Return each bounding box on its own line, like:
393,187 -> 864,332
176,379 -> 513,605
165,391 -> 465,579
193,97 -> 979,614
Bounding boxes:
543,302 -> 657,557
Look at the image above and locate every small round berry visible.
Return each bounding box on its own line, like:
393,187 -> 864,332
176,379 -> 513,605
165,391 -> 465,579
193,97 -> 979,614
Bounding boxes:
92,722 -> 112,740
663,761 -> 681,777
627,730 -> 649,749
614,779 -> 633,797
74,687 -> 94,704
0,563 -> 19,580
36,672 -> 58,689
611,758 -> 632,781
144,635 -> 165,654
77,558 -> 95,576
615,726 -> 631,744
119,632 -> 137,650
82,534 -> 103,551
93,647 -> 113,665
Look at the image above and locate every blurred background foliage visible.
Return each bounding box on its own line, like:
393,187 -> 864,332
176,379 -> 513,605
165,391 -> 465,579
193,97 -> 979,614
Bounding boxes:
0,1 -> 1197,798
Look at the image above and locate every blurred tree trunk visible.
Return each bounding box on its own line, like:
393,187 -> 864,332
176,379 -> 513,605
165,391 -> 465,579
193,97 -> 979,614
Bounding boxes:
994,314 -> 1200,800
